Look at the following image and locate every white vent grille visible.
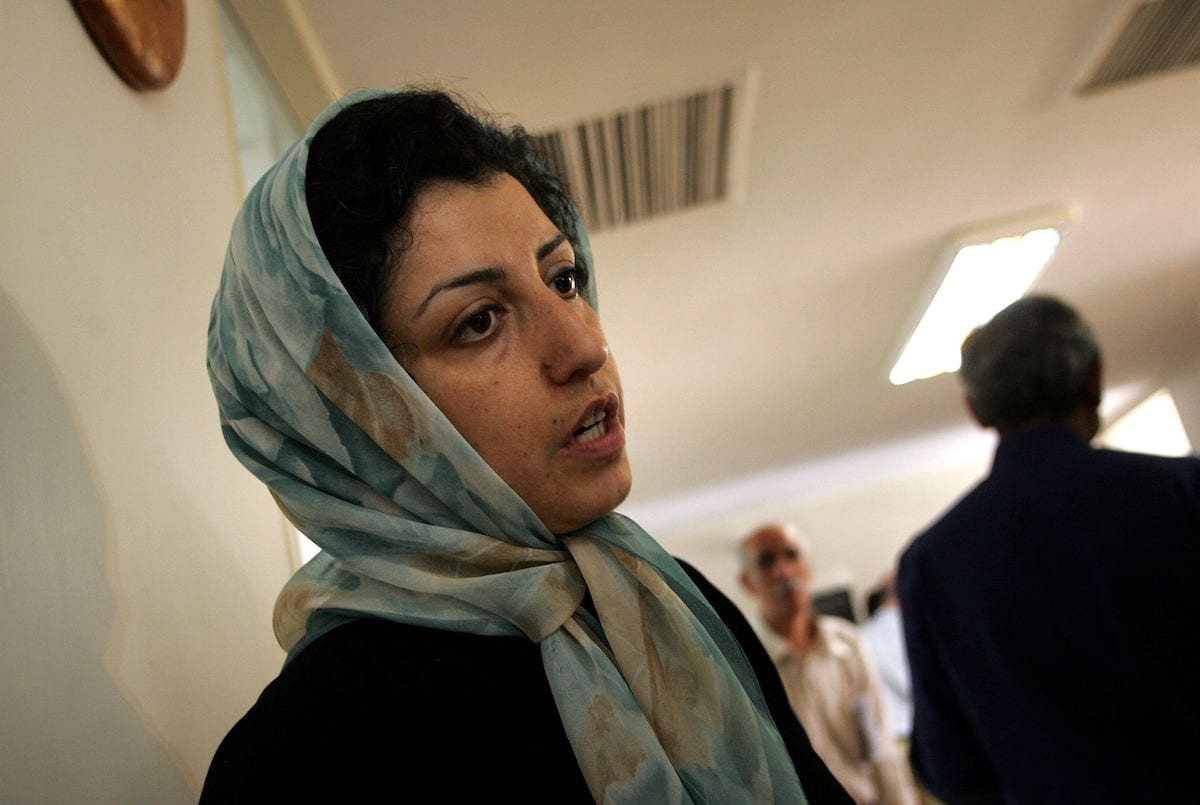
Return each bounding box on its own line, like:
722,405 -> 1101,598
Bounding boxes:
1077,0 -> 1200,93
533,83 -> 741,232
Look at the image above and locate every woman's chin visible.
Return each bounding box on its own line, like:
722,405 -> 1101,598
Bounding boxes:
544,467 -> 634,535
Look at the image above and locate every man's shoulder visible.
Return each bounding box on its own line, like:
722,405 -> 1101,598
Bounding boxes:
1072,445 -> 1200,513
769,617 -> 860,658
1090,444 -> 1200,476
815,614 -> 860,638
814,615 -> 868,656
900,487 -> 984,564
899,442 -> 1200,589
1003,426 -> 1200,483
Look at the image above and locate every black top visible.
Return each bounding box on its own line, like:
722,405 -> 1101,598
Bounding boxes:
900,426 -> 1200,803
202,560 -> 850,803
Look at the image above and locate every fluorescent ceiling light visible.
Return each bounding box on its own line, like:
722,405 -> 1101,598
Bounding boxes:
1099,389 -> 1193,457
889,209 -> 1071,385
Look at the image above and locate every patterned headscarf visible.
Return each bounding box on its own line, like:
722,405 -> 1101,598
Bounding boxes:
207,89 -> 806,803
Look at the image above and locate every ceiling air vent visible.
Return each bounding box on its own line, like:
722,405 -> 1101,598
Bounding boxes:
532,74 -> 755,233
1076,0 -> 1200,94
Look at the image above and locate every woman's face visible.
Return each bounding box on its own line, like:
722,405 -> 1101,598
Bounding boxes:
379,173 -> 632,534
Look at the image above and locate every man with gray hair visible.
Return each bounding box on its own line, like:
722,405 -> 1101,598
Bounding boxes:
899,295 -> 1200,803
740,523 -> 917,804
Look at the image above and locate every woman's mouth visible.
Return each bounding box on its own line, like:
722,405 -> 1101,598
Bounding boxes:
571,409 -> 608,444
564,393 -> 625,457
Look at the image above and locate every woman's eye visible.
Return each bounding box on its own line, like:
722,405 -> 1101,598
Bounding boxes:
550,267 -> 580,298
454,306 -> 501,344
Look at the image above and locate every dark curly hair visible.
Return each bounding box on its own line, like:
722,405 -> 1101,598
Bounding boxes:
304,89 -> 583,335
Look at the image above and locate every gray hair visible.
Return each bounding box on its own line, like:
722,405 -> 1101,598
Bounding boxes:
959,295 -> 1100,432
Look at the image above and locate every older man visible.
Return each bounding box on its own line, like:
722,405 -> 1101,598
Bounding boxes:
899,295 -> 1200,803
740,523 -> 917,804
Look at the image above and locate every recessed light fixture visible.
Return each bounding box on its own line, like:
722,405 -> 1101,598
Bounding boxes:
889,207 -> 1074,386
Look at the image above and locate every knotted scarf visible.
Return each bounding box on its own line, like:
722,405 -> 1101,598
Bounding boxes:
207,89 -> 806,804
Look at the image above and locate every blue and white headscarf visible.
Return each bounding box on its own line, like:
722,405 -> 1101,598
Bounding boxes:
207,89 -> 807,803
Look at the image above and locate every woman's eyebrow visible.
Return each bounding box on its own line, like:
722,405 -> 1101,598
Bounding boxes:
415,267 -> 505,317
414,235 -> 566,317
537,233 -> 568,261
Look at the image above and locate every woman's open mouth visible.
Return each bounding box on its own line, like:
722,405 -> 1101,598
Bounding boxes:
564,393 -> 625,457
571,409 -> 608,444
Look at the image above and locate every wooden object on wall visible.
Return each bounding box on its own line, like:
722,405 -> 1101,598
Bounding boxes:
70,0 -> 187,91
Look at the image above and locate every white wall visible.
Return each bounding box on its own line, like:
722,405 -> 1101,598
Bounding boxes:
640,339 -> 1200,626
632,424 -> 994,626
0,2 -> 293,798
1167,352 -> 1200,451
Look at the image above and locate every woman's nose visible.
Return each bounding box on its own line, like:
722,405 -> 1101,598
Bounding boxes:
538,297 -> 609,385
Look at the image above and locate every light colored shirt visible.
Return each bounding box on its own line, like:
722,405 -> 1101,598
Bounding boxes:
858,605 -> 913,739
773,616 -> 918,805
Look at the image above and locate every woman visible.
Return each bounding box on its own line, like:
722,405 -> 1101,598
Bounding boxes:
202,88 -> 848,803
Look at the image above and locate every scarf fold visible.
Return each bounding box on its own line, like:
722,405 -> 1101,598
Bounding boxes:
208,89 -> 806,804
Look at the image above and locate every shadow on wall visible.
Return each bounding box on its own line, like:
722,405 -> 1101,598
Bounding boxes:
0,287 -> 191,802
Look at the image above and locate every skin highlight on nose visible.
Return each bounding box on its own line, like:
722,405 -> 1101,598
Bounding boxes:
539,299 -> 609,386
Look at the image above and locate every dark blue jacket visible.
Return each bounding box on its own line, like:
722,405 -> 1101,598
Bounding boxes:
899,426 -> 1200,804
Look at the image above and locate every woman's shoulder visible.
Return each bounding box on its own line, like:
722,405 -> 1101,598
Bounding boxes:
244,618 -> 550,723
284,616 -> 540,686
201,618 -> 589,802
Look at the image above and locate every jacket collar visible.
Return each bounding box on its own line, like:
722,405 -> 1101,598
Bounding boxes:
993,424 -> 1088,472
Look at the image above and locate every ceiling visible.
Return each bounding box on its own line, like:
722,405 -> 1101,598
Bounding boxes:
231,1 -> 1200,537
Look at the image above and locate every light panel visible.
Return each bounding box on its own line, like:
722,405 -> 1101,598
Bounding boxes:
1099,390 -> 1193,457
890,216 -> 1067,386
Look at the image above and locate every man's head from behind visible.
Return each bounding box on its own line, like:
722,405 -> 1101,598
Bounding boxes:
960,295 -> 1102,438
738,523 -> 813,630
